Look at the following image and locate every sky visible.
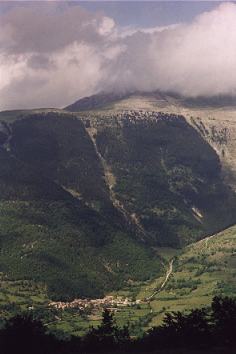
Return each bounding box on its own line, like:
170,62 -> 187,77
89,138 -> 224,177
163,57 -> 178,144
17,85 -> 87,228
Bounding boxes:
0,1 -> 236,109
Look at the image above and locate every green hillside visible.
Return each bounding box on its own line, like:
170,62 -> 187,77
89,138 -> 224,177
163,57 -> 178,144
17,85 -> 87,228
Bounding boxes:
138,225 -> 236,329
0,112 -> 162,301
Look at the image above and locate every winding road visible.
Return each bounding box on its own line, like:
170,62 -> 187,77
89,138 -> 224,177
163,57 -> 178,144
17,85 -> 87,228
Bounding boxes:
145,259 -> 174,301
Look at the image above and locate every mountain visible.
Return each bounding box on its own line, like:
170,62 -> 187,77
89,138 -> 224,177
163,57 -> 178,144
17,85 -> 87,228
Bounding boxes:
66,92 -> 236,246
1,92 -> 236,303
65,91 -> 176,112
65,92 -> 130,112
66,90 -> 236,188
0,111 -> 162,301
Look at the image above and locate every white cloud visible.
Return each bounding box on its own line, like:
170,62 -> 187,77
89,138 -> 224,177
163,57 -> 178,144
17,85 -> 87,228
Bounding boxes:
97,16 -> 116,36
1,2 -> 236,109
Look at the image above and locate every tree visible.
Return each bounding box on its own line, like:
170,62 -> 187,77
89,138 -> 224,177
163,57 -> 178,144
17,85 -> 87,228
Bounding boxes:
211,296 -> 236,345
0,314 -> 58,354
99,308 -> 115,335
83,309 -> 129,352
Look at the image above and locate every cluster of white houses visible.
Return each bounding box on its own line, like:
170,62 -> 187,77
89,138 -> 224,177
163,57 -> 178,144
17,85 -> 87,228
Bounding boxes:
49,295 -> 142,311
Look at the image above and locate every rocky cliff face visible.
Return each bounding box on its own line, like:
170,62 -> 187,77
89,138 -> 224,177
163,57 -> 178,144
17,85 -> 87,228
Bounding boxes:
188,112 -> 236,191
66,92 -> 236,245
67,92 -> 236,190
80,110 -> 236,247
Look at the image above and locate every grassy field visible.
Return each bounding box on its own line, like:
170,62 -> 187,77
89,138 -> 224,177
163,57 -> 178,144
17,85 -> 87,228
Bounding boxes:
47,302 -> 152,338
109,225 -> 236,330
0,275 -> 49,327
144,225 -> 236,327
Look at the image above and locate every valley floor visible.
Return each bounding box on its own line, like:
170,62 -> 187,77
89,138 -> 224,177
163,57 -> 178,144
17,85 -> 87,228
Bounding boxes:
1,225 -> 236,338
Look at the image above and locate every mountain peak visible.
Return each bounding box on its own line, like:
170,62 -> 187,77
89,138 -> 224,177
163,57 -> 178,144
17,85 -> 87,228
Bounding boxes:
64,91 -> 175,112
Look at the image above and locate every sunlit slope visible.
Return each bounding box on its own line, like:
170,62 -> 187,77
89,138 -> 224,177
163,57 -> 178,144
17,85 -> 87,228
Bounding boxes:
144,225 -> 236,327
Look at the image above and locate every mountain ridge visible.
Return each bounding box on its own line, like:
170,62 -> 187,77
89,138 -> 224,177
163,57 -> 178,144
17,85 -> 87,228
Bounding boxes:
65,91 -> 236,191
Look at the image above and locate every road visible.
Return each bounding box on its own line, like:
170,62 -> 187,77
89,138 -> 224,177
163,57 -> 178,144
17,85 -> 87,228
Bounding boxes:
145,259 -> 174,301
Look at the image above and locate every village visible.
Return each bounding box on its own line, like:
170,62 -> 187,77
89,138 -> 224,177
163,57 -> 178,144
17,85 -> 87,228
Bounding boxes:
49,295 -> 143,312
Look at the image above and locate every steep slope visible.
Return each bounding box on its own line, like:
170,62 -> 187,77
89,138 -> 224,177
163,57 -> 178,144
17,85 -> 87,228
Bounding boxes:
80,111 -> 236,247
10,114 -> 110,209
188,114 -> 236,190
67,92 -> 236,192
0,111 -> 162,300
66,91 -> 236,246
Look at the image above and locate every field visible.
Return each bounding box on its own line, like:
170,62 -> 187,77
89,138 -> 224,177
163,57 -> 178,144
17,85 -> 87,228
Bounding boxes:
141,225 -> 236,327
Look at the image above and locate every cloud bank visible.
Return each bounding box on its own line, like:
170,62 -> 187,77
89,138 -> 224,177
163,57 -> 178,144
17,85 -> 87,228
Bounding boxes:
1,2 -> 236,109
